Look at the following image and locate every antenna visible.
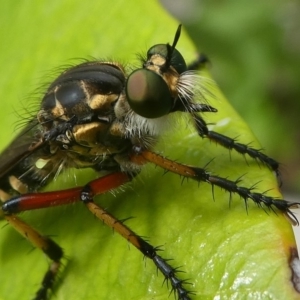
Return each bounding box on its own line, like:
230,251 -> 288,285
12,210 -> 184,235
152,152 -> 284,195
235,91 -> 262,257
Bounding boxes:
164,24 -> 182,69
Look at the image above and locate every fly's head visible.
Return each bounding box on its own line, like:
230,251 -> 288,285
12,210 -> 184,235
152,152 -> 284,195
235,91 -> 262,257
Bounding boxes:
126,25 -> 199,121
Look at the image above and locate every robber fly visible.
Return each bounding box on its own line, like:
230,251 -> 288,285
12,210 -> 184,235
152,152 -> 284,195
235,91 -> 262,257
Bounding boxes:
0,25 -> 298,300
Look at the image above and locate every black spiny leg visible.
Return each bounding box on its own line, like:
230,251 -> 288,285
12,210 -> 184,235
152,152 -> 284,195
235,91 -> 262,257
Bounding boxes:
193,114 -> 280,173
80,185 -> 193,300
187,53 -> 210,71
131,150 -> 299,225
4,214 -> 63,300
186,54 -> 280,174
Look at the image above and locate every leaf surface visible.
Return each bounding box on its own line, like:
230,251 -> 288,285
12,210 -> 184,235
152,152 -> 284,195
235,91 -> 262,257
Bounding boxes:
0,1 -> 298,300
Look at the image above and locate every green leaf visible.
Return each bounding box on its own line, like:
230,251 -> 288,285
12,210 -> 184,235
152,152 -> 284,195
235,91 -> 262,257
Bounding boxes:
0,1 -> 298,300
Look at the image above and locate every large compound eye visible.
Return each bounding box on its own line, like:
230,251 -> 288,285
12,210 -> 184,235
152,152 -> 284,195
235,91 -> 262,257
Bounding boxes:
126,69 -> 173,119
147,44 -> 187,74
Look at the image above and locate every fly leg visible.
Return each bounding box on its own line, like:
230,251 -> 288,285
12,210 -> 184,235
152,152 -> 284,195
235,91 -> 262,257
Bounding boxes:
186,54 -> 280,174
0,187 -> 63,300
80,181 -> 194,300
187,53 -> 209,71
131,149 -> 298,225
1,172 -> 131,299
192,114 -> 280,174
2,171 -> 193,299
3,214 -> 63,300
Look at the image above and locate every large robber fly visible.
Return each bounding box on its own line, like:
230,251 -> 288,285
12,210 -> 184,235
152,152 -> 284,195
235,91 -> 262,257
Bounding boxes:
0,25 -> 298,300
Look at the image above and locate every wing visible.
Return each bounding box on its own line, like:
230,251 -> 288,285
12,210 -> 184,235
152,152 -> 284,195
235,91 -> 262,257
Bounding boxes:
0,119 -> 45,184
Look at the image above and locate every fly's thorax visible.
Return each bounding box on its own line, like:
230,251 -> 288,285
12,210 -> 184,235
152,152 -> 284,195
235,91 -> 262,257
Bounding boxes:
37,62 -> 126,127
35,61 -> 133,152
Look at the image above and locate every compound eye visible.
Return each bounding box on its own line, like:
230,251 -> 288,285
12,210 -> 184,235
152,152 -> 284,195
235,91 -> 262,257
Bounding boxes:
147,44 -> 168,59
126,69 -> 173,119
147,44 -> 187,74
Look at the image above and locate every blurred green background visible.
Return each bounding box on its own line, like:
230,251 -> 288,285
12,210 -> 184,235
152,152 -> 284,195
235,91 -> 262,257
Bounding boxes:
161,0 -> 300,196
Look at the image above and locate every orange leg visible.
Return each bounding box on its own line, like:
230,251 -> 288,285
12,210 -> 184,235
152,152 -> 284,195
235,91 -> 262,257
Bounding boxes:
4,214 -> 62,300
130,148 -> 299,225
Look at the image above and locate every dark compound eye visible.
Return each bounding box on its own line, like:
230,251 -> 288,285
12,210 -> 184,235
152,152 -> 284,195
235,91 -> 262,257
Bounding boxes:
126,69 -> 173,119
147,44 -> 187,74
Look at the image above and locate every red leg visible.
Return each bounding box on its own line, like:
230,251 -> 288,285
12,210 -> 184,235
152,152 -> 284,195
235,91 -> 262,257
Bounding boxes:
1,169 -> 193,299
1,171 -> 131,300
2,172 -> 130,213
